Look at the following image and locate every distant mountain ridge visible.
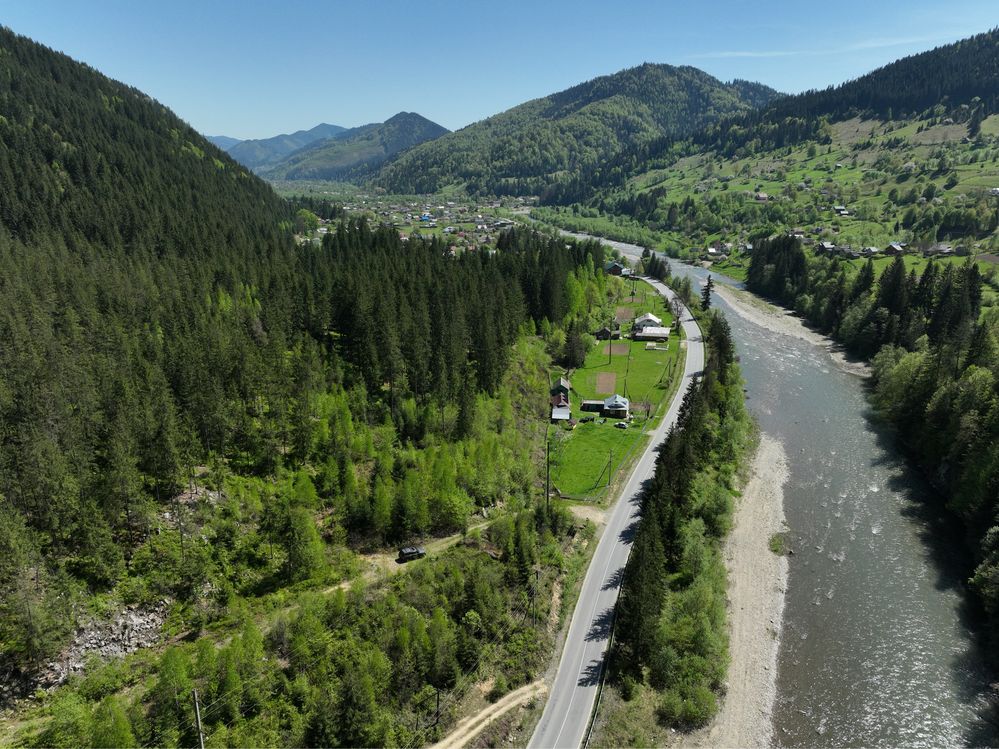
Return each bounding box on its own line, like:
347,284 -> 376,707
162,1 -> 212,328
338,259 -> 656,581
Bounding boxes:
206,134 -> 242,150
262,112 -> 449,181
371,63 -> 782,195
222,122 -> 346,170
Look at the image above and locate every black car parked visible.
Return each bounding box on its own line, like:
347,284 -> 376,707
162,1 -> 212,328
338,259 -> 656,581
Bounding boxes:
397,546 -> 427,563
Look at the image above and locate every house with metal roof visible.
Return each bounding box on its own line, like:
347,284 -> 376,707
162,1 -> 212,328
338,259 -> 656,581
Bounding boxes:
633,313 -> 662,331
603,394 -> 630,419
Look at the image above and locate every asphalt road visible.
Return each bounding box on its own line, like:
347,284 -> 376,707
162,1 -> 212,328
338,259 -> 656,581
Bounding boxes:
528,275 -> 705,749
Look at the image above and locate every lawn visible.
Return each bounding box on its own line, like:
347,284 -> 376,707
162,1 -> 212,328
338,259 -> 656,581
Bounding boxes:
548,285 -> 685,498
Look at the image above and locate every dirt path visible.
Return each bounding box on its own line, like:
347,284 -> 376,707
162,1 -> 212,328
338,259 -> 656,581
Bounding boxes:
683,435 -> 789,749
430,681 -> 547,749
323,520 -> 493,595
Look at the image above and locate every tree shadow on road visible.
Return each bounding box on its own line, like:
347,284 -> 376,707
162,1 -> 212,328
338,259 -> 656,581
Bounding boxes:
577,657 -> 605,687
618,518 -> 640,544
585,606 -> 614,642
602,565 -> 626,592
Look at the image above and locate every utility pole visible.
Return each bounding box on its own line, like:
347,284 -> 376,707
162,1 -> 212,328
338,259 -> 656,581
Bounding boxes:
193,689 -> 206,749
608,449 -> 613,486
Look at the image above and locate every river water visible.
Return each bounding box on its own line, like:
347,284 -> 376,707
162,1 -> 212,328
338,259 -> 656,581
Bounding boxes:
566,232 -> 998,747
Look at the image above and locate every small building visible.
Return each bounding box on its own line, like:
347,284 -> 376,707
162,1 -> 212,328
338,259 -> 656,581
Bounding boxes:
551,392 -> 569,409
633,312 -> 662,331
581,400 -> 605,412
818,241 -> 837,254
884,242 -> 907,256
861,246 -> 880,258
594,326 -> 620,340
551,406 -> 572,422
605,261 -> 626,276
755,192 -> 769,202
551,377 -> 571,397
924,243 -> 955,257
634,325 -> 671,341
603,394 -> 630,419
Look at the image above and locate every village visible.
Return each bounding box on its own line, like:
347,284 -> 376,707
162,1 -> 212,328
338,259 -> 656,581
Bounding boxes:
544,271 -> 684,500
301,193 -> 534,253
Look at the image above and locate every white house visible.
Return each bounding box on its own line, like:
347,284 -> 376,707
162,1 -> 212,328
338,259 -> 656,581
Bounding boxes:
633,313 -> 662,332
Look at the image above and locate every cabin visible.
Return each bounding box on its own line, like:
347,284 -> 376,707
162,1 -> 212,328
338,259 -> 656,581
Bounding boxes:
550,392 -> 569,409
603,394 -> 630,419
861,247 -> 880,258
924,243 -> 955,257
551,406 -> 571,423
884,242 -> 907,256
604,261 -> 626,276
551,377 -> 571,397
818,241 -> 837,254
594,326 -> 620,340
581,400 -> 604,412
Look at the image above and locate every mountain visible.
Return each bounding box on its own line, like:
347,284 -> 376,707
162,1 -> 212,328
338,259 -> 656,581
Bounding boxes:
371,63 -> 782,195
553,28 -> 999,203
0,22 -> 296,664
224,122 -> 346,170
0,26 -> 616,746
206,134 -> 242,150
261,111 -> 449,181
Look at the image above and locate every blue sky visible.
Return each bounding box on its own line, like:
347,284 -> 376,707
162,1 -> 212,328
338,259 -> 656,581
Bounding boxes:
1,0 -> 996,139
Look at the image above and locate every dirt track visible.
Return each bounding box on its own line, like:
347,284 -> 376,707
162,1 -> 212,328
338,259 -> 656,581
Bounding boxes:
430,681 -> 547,749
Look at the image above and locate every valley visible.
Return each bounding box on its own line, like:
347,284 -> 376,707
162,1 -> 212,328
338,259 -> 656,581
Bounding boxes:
2,12 -> 999,749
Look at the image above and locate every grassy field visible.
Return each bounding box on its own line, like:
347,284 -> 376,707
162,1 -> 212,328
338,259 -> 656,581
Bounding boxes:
549,285 -> 685,498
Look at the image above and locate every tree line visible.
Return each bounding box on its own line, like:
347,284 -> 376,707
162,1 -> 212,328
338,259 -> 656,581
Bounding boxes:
612,311 -> 751,725
747,236 -> 999,651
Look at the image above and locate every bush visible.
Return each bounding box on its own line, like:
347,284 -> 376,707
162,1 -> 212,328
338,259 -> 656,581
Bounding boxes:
488,673 -> 509,703
619,674 -> 638,701
657,684 -> 717,729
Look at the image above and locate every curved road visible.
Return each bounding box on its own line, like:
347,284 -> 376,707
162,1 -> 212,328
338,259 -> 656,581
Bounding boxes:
529,274 -> 704,749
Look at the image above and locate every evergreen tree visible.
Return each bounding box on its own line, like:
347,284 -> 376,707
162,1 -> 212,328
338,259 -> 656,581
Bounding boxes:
701,275 -> 715,311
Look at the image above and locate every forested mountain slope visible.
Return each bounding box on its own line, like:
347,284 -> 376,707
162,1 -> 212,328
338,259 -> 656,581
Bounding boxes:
372,63 -> 780,195
544,28 -> 999,204
261,111 -> 448,181
0,22 -> 294,643
224,122 -> 346,170
0,26 -> 634,746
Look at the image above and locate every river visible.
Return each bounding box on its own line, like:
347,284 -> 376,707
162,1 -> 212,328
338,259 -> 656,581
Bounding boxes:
563,231 -> 998,747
